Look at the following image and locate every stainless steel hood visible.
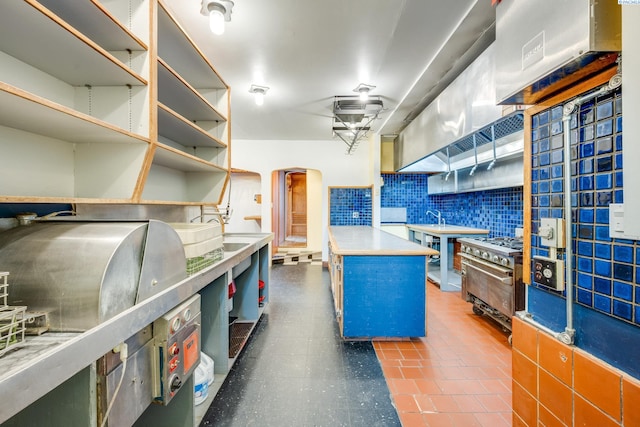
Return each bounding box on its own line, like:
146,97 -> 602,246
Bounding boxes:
395,43 -> 504,172
495,0 -> 621,105
399,112 -> 524,173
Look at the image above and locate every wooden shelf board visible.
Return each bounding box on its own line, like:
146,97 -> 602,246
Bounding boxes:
37,0 -> 148,51
153,143 -> 228,172
157,2 -> 227,89
0,84 -> 150,145
0,196 -> 134,204
0,1 -> 146,86
158,60 -> 226,122
136,199 -> 217,206
158,103 -> 226,148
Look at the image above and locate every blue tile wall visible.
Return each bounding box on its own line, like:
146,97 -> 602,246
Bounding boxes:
380,174 -> 523,238
380,173 -> 429,223
529,88 -> 640,328
329,187 -> 372,226
0,203 -> 72,218
428,187 -> 524,238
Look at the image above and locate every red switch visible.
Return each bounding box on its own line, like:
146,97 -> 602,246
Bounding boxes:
168,343 -> 180,356
169,357 -> 179,372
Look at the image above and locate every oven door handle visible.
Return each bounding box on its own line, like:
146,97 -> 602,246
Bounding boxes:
460,253 -> 513,274
462,260 -> 513,285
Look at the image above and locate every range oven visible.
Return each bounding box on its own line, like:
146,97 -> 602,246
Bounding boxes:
458,237 -> 525,333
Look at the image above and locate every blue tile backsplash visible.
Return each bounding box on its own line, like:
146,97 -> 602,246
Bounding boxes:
428,188 -> 524,238
329,187 -> 372,226
530,87 -> 640,328
380,174 -> 429,223
381,173 -> 523,238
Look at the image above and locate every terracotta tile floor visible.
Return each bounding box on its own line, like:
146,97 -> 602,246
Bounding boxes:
374,281 -> 513,427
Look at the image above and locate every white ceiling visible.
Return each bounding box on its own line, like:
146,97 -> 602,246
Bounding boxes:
164,0 -> 496,143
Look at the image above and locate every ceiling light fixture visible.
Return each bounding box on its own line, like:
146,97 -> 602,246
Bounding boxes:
332,95 -> 383,154
353,83 -> 376,102
249,84 -> 269,106
200,0 -> 234,35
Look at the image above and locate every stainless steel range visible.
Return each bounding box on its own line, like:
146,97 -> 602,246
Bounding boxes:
458,237 -> 525,334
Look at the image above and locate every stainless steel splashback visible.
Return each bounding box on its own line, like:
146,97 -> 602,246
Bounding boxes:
395,43 -> 502,172
495,0 -> 621,105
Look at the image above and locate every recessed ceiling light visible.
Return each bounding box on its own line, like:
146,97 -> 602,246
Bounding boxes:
200,0 -> 234,35
249,84 -> 269,106
353,83 -> 376,101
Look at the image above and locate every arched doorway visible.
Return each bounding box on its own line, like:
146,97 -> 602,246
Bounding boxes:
271,168 -> 322,253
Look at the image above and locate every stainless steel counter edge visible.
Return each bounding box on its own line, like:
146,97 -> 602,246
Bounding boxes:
405,224 -> 490,235
0,233 -> 273,423
328,226 -> 439,256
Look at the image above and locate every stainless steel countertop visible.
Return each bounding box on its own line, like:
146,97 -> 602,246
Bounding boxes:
406,224 -> 490,236
0,233 -> 273,423
328,226 -> 438,256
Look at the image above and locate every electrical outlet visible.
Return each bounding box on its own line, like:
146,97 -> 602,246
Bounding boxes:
352,211 -> 359,219
533,256 -> 565,291
609,203 -> 625,237
539,218 -> 565,248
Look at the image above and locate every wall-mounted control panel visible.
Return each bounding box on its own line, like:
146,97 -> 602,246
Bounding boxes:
533,256 -> 564,291
152,294 -> 201,405
539,218 -> 565,248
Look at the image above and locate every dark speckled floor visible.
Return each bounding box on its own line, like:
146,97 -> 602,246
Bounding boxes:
200,263 -> 401,427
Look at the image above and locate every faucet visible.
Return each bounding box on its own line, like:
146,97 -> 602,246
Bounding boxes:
425,210 -> 445,226
189,209 -> 230,224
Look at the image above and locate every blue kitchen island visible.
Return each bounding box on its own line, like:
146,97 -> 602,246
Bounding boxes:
328,226 -> 438,339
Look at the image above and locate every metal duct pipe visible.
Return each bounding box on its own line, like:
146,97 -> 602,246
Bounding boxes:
558,72 -> 621,345
445,147 -> 452,181
469,134 -> 478,176
487,127 -> 497,171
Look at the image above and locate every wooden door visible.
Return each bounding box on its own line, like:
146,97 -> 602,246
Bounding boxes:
286,172 -> 307,241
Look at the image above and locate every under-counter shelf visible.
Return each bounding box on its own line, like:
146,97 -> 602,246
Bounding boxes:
0,1 -> 146,87
37,0 -> 148,52
158,103 -> 226,148
158,59 -> 227,122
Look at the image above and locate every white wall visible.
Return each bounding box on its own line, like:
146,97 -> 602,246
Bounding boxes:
230,138 -> 372,259
221,172 -> 262,233
306,169 -> 323,251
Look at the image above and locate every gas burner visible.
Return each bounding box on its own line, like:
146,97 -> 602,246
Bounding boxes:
475,236 -> 523,250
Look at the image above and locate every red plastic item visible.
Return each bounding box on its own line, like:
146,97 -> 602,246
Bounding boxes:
258,280 -> 265,290
228,281 -> 236,299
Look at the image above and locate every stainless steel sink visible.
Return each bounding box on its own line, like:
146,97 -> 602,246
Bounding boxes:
223,242 -> 250,252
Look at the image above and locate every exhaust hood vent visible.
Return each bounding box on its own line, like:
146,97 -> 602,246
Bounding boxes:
394,43 -> 503,172
495,0 -> 621,105
399,111 -> 524,173
446,112 -> 524,157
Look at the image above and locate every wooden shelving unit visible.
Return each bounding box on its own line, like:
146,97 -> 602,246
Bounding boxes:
0,0 -> 230,206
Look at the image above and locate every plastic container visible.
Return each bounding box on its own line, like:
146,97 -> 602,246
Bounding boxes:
200,352 -> 215,386
194,363 -> 209,405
